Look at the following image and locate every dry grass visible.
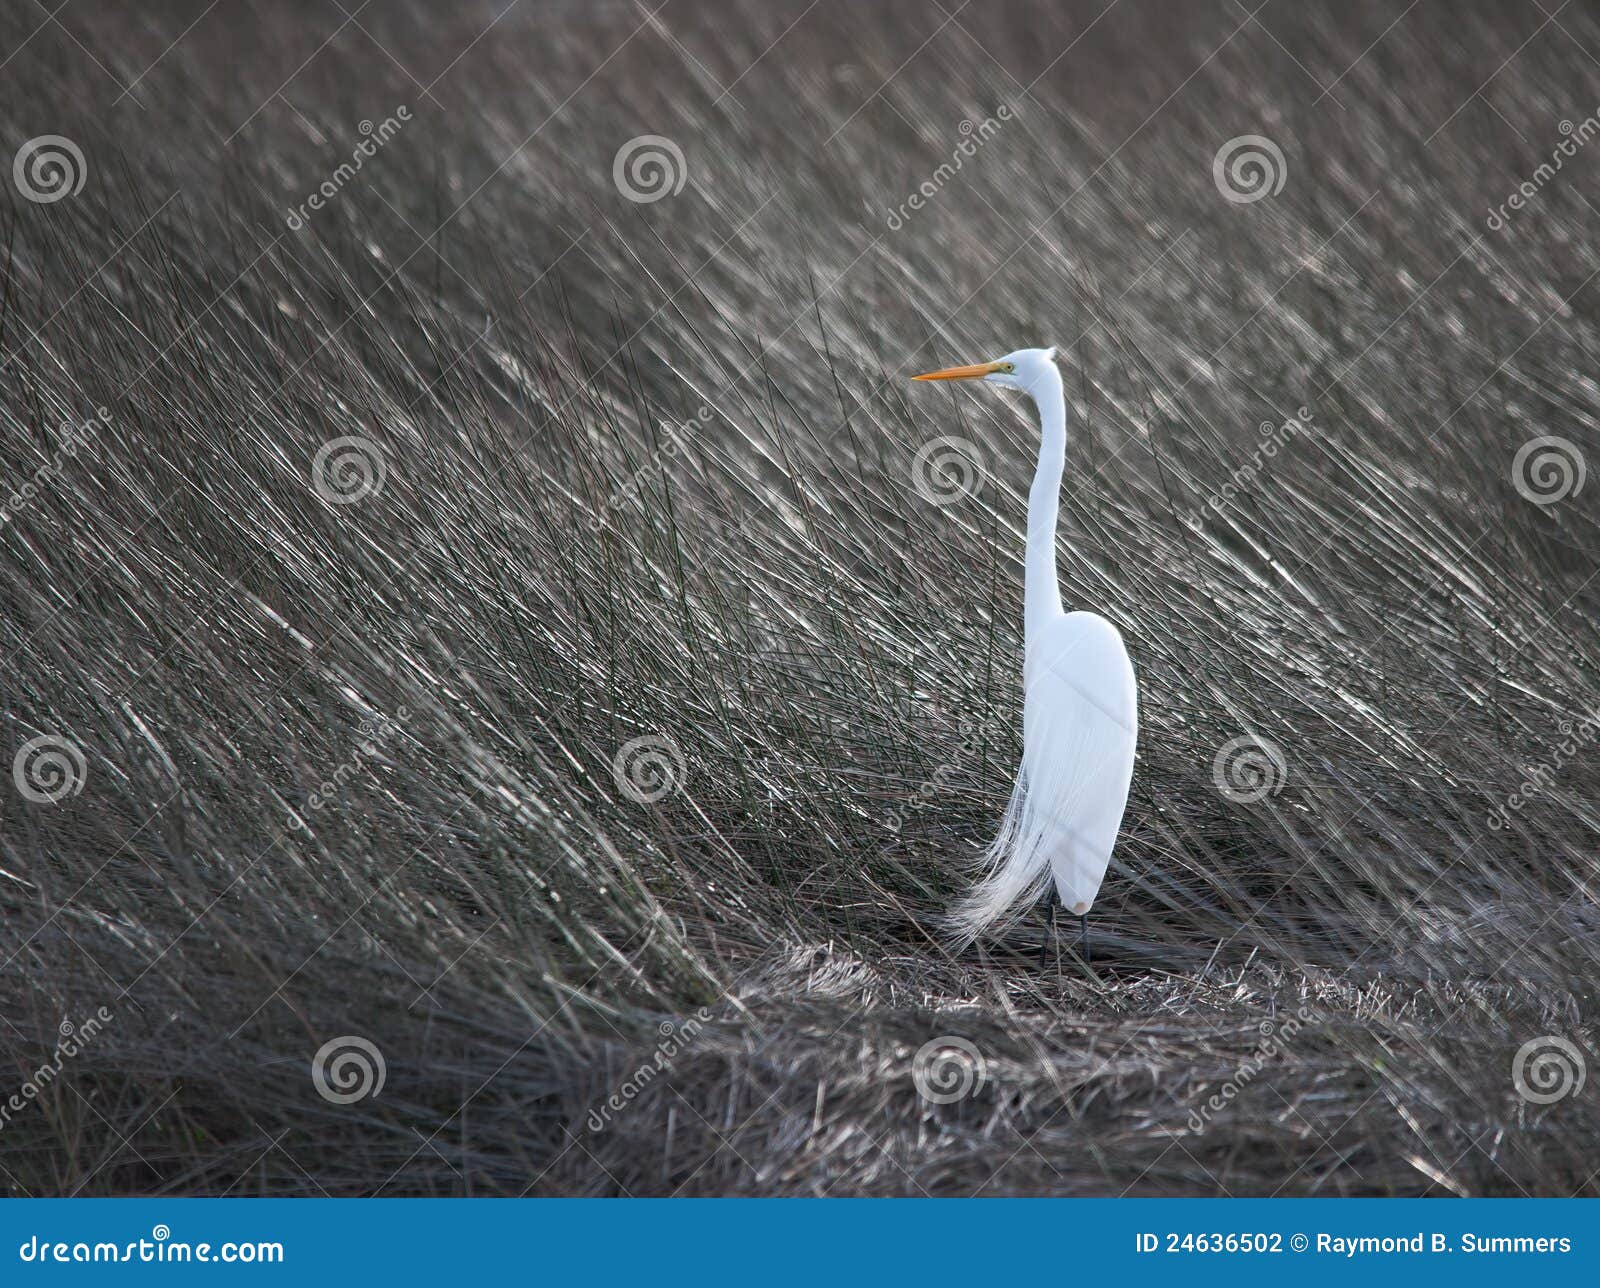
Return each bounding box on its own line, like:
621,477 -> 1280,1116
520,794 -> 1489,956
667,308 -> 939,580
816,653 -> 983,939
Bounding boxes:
1,0 -> 1597,1195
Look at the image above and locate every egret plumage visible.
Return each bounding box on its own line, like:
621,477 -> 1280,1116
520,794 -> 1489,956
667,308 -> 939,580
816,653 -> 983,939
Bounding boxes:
913,348 -> 1138,953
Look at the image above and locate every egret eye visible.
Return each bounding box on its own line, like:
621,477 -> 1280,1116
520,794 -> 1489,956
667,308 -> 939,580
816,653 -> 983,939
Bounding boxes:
1000,362 -> 1015,372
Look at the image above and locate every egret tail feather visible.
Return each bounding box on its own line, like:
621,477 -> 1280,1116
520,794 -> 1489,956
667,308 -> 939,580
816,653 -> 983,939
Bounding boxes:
944,769 -> 1054,945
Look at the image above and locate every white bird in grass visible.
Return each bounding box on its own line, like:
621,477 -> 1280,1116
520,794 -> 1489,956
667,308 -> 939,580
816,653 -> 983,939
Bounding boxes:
912,347 -> 1137,960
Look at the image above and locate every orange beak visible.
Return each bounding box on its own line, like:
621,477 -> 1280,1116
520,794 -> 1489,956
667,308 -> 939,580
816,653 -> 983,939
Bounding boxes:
911,360 -> 1002,382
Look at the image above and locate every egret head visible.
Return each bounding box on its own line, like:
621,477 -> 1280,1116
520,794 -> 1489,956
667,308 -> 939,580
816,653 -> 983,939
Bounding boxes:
912,346 -> 1058,394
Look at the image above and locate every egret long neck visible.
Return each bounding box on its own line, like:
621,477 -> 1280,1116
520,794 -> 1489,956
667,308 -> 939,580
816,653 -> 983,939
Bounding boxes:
1024,365 -> 1067,645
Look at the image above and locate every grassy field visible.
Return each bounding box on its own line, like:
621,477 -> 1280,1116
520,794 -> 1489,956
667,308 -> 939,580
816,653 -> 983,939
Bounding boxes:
2,0 -> 1598,1195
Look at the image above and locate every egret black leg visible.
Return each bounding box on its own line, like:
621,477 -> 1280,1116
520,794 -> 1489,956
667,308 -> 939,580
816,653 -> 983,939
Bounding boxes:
1039,890 -> 1058,968
1079,913 -> 1090,965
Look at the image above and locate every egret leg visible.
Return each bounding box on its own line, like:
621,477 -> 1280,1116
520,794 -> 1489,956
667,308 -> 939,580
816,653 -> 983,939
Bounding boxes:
1079,914 -> 1090,965
1038,890 -> 1058,969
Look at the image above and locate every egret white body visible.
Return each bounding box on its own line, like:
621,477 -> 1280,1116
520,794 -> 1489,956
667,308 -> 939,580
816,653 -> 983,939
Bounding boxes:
913,347 -> 1138,945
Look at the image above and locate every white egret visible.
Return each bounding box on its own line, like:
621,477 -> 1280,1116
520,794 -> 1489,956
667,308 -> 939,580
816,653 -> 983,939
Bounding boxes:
912,347 -> 1138,958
